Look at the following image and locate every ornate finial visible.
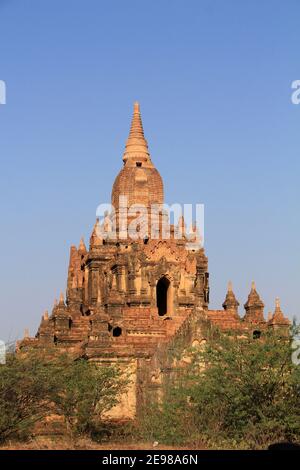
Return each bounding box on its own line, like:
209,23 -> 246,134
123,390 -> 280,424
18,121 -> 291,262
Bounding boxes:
129,102 -> 143,140
94,217 -> 104,244
43,310 -> 49,321
78,237 -> 86,252
273,297 -> 283,319
244,281 -> 264,316
59,292 -> 64,304
222,281 -> 239,312
54,298 -> 58,307
270,297 -> 290,325
24,328 -> 29,339
123,102 -> 150,163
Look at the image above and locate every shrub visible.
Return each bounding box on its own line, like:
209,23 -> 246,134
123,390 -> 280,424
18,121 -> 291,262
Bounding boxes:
0,350 -> 127,443
0,352 -> 53,442
137,325 -> 300,449
186,326 -> 300,448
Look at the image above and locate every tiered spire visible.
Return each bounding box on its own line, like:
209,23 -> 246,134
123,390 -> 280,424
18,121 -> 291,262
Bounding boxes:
222,281 -> 240,315
111,101 -> 164,216
268,297 -> 290,327
43,310 -> 49,321
59,292 -> 65,305
51,291 -> 68,319
244,281 -> 264,309
123,102 -> 151,164
90,218 -> 103,247
244,281 -> 265,323
37,309 -> 54,343
78,237 -> 87,254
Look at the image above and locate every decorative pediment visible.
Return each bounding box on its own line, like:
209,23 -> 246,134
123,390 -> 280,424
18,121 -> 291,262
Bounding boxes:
145,241 -> 181,263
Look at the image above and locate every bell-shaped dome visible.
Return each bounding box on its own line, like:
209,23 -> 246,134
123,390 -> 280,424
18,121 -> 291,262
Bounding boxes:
111,102 -> 164,212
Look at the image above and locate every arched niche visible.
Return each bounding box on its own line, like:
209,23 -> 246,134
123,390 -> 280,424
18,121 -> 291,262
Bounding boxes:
156,276 -> 173,316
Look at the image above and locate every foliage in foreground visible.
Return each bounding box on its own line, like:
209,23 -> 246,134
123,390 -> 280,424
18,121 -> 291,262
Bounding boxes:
137,325 -> 300,449
1,325 -> 299,449
0,351 -> 127,443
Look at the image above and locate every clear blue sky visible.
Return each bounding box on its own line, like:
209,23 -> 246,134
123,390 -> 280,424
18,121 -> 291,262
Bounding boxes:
0,0 -> 299,341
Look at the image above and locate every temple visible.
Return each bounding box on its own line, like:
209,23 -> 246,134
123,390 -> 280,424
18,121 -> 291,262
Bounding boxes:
18,103 -> 290,418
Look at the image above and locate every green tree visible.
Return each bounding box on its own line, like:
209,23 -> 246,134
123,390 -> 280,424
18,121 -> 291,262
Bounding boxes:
137,324 -> 300,449
0,352 -> 54,442
0,350 -> 127,443
48,356 -> 127,437
185,325 -> 300,448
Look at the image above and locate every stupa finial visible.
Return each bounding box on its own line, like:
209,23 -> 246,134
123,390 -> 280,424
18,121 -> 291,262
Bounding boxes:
123,102 -> 150,163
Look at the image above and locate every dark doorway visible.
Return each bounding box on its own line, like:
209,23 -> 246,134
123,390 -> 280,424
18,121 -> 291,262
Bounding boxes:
156,277 -> 170,316
113,326 -> 122,337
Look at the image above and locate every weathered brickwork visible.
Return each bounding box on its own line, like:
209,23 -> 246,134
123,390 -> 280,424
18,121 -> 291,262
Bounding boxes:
18,103 -> 290,419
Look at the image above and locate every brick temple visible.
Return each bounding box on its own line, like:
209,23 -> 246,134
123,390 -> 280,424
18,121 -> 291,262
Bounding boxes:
19,102 -> 290,418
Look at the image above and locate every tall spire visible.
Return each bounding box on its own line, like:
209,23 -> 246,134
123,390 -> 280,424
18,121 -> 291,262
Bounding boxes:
43,310 -> 49,321
123,102 -> 151,164
128,102 -> 145,141
222,281 -> 239,314
268,297 -> 290,327
243,281 -> 265,324
244,281 -> 264,309
90,218 -> 103,247
273,297 -> 285,321
78,237 -> 87,253
59,292 -> 65,305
